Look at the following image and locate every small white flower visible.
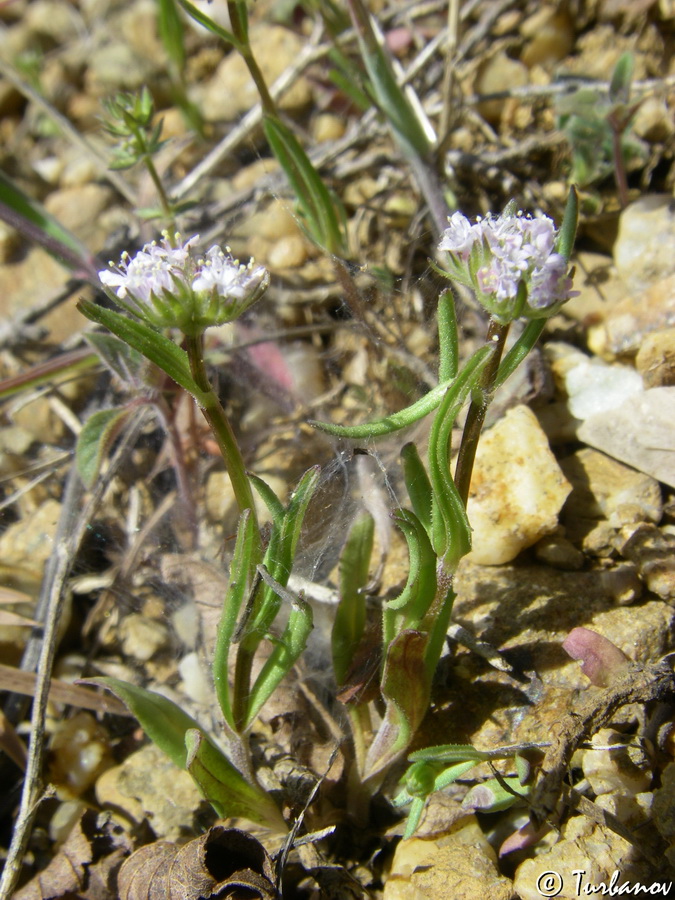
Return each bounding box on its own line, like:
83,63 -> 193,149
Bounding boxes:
191,246 -> 267,300
438,212 -> 480,258
99,233 -> 268,334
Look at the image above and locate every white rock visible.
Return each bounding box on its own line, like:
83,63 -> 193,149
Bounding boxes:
614,194 -> 675,294
564,357 -> 643,420
466,406 -> 572,565
578,386 -> 675,489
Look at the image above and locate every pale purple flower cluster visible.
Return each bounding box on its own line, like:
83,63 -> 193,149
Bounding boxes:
99,233 -> 268,334
439,209 -> 573,319
100,234 -> 199,306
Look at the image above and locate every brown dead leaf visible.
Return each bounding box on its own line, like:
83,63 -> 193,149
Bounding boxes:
14,809 -> 132,900
117,826 -> 277,900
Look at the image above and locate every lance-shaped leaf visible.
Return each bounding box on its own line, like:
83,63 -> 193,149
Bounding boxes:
555,184 -> 579,263
212,510 -> 260,731
437,289 -> 459,383
78,300 -> 205,401
0,169 -> 98,281
310,357 -> 490,440
332,514 -> 374,686
263,114 -> 347,257
243,567 -> 313,729
185,729 -> 287,832
81,677 -> 209,771
364,630 -> 429,780
244,466 -> 321,642
76,406 -> 137,489
401,443 -> 433,536
346,0 -> 432,160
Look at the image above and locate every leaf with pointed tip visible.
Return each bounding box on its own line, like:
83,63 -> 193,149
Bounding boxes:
184,729 -> 287,831
0,170 -> 98,281
76,406 -> 136,489
364,630 -> 429,779
78,300 -> 205,401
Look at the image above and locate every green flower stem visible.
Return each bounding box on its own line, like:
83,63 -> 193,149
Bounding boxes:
184,334 -> 259,533
143,153 -> 174,221
454,319 -> 510,506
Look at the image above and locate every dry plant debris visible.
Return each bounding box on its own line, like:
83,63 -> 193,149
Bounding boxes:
1,0 -> 675,897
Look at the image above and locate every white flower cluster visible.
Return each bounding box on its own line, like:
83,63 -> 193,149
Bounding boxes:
439,209 -> 574,321
99,233 -> 269,334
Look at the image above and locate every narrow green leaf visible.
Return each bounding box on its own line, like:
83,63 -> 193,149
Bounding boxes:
175,0 -> 239,48
157,0 -> 186,73
213,510 -> 259,731
493,319 -> 546,391
249,473 -> 285,528
81,676 -> 207,771
555,184 -> 579,262
246,467 -> 321,640
184,729 -> 287,830
244,568 -> 313,728
437,289 -> 459,382
311,374 -> 467,439
427,346 -> 495,561
384,509 -> 436,623
400,443 -> 432,535
76,406 -> 134,489
263,114 -> 347,257
347,0 -> 431,158
332,514 -> 374,685
78,300 -> 205,401
402,798 -> 426,839
0,170 -> 97,280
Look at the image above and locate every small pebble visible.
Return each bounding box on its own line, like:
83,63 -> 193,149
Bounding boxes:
118,614 -> 170,662
600,561 -> 643,605
534,530 -> 586,570
635,328 -> 675,387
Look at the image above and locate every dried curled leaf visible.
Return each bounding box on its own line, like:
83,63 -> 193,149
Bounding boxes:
117,826 -> 276,900
14,809 -> 132,900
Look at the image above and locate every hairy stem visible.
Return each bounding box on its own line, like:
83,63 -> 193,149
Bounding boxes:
454,319 -> 510,506
184,334 -> 259,531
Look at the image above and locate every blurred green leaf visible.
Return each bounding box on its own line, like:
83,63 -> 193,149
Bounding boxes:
609,52 -> 633,106
76,406 -> 135,489
332,514 -> 374,686
157,0 -> 186,73
263,114 -> 348,257
0,170 -> 98,280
